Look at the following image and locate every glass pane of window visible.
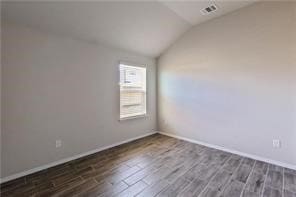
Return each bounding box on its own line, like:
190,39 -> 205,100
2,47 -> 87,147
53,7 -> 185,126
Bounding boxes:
119,64 -> 146,119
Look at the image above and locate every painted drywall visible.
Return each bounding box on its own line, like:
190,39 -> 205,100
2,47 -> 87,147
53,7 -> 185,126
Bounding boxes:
2,2 -> 254,58
1,23 -> 157,178
158,2 -> 296,166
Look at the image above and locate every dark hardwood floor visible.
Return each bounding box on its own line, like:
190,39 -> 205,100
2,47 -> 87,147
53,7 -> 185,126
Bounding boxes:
1,134 -> 295,197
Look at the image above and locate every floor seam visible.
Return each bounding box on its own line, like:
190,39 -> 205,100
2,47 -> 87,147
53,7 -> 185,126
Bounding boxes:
283,167 -> 285,197
260,163 -> 270,197
240,160 -> 256,197
217,156 -> 244,196
197,154 -> 234,197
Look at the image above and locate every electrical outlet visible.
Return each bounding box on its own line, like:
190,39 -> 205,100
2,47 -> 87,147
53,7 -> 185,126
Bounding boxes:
56,140 -> 62,148
273,139 -> 281,148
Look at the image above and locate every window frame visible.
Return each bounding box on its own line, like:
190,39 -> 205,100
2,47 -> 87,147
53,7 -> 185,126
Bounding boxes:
118,61 -> 148,121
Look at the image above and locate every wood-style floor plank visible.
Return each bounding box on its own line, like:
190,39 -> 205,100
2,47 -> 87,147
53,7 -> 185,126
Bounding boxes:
1,133 -> 295,197
244,171 -> 266,194
265,170 -> 283,190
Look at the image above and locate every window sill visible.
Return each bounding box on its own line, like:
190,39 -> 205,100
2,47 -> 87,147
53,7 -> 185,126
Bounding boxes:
119,114 -> 148,121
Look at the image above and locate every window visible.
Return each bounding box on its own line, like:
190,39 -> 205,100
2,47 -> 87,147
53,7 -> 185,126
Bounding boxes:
119,63 -> 146,119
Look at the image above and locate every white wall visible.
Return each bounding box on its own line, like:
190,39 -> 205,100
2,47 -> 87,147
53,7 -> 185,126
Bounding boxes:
1,23 -> 157,178
158,2 -> 296,166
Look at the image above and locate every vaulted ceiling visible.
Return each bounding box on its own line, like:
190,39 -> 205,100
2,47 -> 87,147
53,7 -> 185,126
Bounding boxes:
1,1 -> 255,58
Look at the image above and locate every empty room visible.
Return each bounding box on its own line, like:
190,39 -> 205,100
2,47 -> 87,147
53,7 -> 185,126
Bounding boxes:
1,1 -> 296,197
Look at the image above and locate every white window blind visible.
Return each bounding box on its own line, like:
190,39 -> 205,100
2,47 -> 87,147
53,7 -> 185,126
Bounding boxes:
119,64 -> 146,119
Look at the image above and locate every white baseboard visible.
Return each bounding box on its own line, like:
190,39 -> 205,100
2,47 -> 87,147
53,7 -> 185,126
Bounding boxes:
159,132 -> 296,171
0,131 -> 157,184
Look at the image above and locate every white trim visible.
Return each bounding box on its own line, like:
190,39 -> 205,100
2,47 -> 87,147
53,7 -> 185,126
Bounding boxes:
119,60 -> 146,68
158,131 -> 296,171
0,131 -> 157,184
119,114 -> 148,121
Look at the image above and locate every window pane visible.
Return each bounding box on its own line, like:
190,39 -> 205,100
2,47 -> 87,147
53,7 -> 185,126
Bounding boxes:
119,64 -> 146,119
